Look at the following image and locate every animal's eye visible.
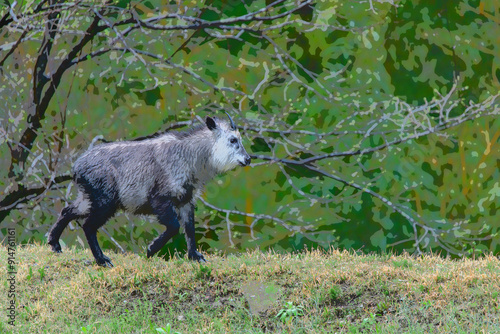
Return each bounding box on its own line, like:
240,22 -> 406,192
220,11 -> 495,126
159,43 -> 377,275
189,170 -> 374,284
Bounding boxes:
230,138 -> 237,144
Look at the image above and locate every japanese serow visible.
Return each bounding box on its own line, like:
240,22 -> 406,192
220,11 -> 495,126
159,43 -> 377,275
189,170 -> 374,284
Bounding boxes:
47,113 -> 251,267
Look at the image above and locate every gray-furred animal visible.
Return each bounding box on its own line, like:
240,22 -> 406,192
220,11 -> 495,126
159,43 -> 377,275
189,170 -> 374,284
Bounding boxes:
47,114 -> 251,267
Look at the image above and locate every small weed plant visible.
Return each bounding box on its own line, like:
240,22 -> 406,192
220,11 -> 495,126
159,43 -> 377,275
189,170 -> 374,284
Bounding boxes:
156,323 -> 181,334
276,302 -> 304,323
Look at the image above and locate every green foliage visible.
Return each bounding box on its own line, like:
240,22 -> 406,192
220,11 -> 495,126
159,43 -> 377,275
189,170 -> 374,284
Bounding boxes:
392,259 -> 413,269
38,266 -> 45,281
329,285 -> 343,301
156,323 -> 181,334
275,302 -> 304,323
194,264 -> 213,280
26,266 -> 33,281
0,0 -> 499,258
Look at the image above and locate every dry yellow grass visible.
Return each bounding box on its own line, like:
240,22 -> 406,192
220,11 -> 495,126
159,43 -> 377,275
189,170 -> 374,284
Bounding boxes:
1,244 -> 499,333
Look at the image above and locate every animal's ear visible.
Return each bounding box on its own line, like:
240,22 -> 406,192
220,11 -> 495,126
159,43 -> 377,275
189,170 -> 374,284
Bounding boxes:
206,116 -> 217,131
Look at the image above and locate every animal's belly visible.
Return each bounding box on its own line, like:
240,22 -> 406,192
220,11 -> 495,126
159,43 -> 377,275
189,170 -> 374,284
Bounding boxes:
118,178 -> 153,212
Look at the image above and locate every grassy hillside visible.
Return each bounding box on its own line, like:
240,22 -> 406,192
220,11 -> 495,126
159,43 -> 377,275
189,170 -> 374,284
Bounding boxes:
1,244 -> 499,333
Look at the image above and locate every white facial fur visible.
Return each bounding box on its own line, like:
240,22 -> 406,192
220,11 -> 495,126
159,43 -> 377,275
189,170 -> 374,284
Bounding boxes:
210,122 -> 247,172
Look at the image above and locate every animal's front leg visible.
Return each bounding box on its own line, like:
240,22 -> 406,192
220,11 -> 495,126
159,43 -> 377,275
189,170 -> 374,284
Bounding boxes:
178,203 -> 206,262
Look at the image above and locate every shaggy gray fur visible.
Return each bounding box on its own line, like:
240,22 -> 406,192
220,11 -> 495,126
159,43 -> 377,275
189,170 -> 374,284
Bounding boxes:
47,116 -> 251,266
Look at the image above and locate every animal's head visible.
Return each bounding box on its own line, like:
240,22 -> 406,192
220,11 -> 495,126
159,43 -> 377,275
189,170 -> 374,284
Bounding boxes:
207,112 -> 251,172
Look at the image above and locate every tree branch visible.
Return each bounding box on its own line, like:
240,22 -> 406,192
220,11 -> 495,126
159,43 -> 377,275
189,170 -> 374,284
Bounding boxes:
6,1 -> 312,180
0,29 -> 28,74
198,196 -> 300,233
0,174 -> 72,223
135,0 -> 312,31
250,93 -> 500,166
8,9 -> 105,179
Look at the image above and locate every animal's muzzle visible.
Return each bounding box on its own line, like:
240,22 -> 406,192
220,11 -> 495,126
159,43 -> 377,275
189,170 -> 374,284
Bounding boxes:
240,156 -> 251,167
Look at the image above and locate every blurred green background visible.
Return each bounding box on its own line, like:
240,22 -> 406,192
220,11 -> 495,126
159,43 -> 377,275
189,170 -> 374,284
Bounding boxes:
0,0 -> 499,258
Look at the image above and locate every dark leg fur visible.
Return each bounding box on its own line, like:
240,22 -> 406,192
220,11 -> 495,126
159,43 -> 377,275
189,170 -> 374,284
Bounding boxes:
147,199 -> 180,258
48,205 -> 81,253
82,210 -> 115,267
179,203 -> 206,262
147,225 -> 180,258
83,225 -> 113,267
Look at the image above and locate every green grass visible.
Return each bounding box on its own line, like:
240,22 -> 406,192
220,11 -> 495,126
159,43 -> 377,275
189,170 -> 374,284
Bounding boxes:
1,244 -> 500,333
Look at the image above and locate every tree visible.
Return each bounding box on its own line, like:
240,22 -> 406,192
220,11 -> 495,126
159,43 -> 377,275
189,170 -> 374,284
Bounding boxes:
1,0 -> 499,257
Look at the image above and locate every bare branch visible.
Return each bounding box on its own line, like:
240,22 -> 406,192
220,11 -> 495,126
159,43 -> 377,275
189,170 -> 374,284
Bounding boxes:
101,227 -> 126,254
135,0 -> 312,31
0,29 -> 28,73
198,196 -> 300,233
8,9 -> 105,178
0,174 -> 72,223
251,92 -> 500,166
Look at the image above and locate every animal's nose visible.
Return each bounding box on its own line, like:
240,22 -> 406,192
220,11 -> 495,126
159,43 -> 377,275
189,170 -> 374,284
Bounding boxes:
244,156 -> 251,166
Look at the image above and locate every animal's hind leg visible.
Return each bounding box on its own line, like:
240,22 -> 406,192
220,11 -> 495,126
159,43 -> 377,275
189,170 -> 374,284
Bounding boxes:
147,200 -> 180,258
48,205 -> 82,253
82,213 -> 114,267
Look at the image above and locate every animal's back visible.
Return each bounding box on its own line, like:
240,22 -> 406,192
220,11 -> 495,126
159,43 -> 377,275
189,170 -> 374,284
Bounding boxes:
72,136 -> 177,213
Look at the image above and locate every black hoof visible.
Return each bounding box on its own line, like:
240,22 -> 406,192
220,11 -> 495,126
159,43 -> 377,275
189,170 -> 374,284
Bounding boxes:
96,255 -> 114,268
188,251 -> 207,263
49,242 -> 62,253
